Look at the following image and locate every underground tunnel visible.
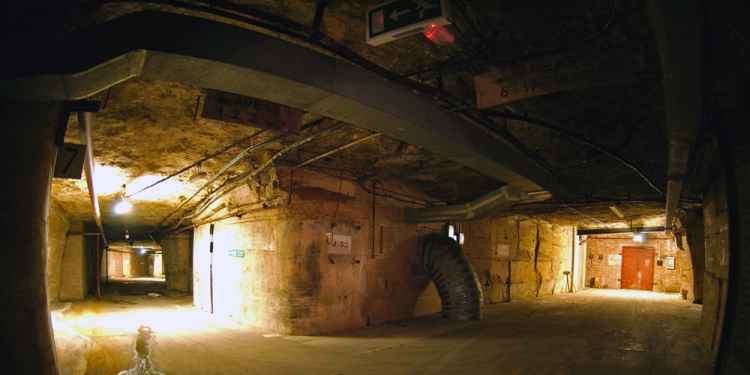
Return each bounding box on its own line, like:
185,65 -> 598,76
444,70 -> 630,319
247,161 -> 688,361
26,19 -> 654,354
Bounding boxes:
1,1 -> 749,374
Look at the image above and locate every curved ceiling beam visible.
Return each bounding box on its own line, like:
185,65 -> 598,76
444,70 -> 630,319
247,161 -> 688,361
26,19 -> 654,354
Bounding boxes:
1,11 -> 564,196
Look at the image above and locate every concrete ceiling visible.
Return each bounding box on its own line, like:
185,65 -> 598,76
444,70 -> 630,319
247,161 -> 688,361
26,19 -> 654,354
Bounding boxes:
5,0 -> 717,234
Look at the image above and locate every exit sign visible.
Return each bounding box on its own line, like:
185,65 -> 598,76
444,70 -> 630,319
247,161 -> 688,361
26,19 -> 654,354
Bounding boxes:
366,0 -> 451,46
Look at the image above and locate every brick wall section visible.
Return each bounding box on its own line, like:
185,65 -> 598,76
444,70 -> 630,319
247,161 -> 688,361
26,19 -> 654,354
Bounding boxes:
193,168 -> 442,335
46,200 -> 70,303
462,217 -> 574,302
584,232 -> 691,294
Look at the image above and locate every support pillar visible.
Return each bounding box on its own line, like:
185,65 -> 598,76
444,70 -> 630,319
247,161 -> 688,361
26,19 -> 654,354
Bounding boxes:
0,100 -> 63,375
685,211 -> 706,304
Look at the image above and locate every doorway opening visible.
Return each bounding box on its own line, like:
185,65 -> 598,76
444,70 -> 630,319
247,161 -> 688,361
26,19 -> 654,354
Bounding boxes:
106,242 -> 166,291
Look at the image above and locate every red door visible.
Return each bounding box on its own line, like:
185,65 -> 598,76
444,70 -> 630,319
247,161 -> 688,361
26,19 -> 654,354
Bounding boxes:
621,247 -> 655,290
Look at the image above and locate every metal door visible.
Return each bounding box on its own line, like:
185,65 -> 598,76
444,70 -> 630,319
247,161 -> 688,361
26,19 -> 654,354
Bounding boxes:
621,247 -> 655,290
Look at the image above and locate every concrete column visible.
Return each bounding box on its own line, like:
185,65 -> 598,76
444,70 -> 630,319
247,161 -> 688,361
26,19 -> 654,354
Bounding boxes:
0,100 -> 63,374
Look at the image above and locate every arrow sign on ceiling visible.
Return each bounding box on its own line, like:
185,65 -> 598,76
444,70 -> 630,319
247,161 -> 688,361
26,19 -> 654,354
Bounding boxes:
366,0 -> 450,46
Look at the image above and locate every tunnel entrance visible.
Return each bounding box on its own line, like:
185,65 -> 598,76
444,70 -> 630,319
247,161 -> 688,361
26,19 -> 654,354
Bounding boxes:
105,242 -> 166,295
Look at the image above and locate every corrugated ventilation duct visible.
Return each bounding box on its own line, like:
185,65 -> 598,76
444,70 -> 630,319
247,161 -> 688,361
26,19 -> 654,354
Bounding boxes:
421,234 -> 483,321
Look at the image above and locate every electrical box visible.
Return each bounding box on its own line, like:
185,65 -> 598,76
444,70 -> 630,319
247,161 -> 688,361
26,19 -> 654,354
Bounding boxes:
366,0 -> 451,46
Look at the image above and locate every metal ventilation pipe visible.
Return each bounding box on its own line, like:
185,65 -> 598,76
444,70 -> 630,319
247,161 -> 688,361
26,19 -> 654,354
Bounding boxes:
405,186 -> 550,223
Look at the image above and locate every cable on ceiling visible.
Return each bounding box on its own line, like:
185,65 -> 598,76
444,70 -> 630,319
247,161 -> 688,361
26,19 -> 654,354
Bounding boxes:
484,110 -> 664,197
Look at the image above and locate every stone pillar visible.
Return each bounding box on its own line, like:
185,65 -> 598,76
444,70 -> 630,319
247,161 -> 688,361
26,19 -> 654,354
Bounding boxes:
0,100 -> 63,375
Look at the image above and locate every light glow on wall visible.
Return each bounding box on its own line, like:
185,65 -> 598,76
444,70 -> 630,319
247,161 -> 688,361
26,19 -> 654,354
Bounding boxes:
51,305 -> 239,337
114,199 -> 133,214
88,164 -> 198,202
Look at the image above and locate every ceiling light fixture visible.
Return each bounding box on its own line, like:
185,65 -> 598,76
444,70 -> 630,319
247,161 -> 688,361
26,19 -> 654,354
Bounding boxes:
633,232 -> 646,243
114,184 -> 133,215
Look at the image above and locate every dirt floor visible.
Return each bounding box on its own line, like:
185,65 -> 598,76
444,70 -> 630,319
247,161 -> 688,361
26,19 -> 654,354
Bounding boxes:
51,289 -> 712,375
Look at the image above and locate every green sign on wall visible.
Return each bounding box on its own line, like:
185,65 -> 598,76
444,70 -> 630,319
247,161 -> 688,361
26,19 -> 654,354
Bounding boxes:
228,249 -> 246,258
366,0 -> 450,46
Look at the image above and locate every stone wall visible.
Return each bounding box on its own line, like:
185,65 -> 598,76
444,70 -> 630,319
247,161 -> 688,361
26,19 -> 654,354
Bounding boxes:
46,200 -> 70,303
192,168 -> 441,334
59,222 -> 88,301
163,233 -> 192,292
462,218 -> 574,302
702,175 -> 730,359
585,233 -> 691,294
107,251 -> 124,277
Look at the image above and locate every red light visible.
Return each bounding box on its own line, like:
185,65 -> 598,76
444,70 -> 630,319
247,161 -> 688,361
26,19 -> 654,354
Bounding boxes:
423,24 -> 454,45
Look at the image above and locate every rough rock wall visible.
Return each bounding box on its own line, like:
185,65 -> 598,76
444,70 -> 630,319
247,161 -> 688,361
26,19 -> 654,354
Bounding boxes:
162,233 -> 192,292
193,168 -> 441,334
585,233 -> 691,294
47,200 -> 70,303
462,217 -> 574,302
702,176 -> 730,359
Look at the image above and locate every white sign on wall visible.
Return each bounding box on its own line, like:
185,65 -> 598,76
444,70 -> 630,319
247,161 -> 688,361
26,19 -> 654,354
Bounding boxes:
663,256 -> 676,270
494,243 -> 511,259
608,254 -> 622,266
326,233 -> 352,255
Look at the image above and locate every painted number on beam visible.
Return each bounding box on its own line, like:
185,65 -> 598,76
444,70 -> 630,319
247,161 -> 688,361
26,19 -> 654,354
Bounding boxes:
53,143 -> 86,179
